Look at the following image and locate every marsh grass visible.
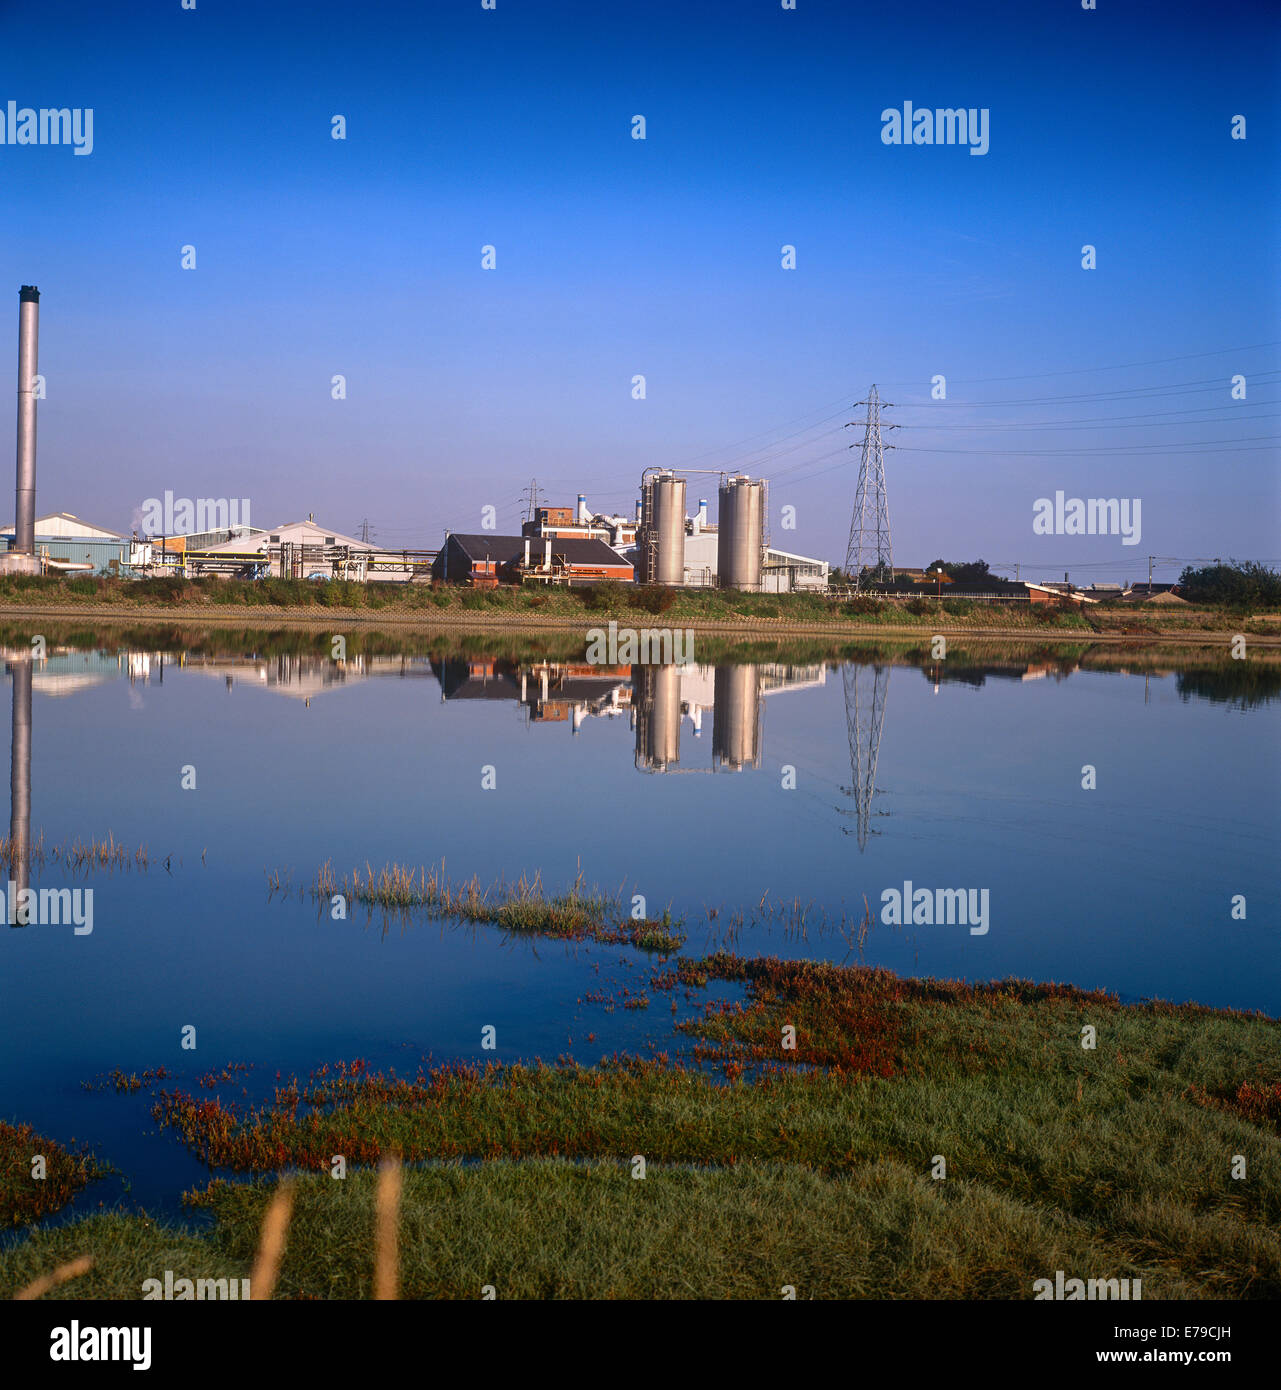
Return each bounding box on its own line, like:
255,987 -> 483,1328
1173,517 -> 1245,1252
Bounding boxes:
0,1159 -> 1219,1300
292,861 -> 686,952
0,831 -> 154,874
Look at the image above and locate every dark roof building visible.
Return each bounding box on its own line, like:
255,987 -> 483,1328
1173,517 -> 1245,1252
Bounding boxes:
432,533 -> 633,586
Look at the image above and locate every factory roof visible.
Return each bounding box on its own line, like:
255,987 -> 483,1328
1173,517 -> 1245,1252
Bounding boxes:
0,512 -> 125,540
1025,582 -> 1100,604
447,533 -> 632,568
763,546 -> 830,568
201,519 -> 372,553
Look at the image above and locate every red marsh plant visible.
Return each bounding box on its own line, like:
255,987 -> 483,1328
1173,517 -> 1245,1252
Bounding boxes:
672,955 -> 909,1076
1185,1079 -> 1281,1134
667,955 -> 1145,1079
0,1122 -> 105,1227
81,1067 -> 170,1093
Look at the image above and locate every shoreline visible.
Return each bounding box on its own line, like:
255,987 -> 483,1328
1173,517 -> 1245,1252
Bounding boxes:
0,600 -> 1273,646
2,950 -> 1276,1299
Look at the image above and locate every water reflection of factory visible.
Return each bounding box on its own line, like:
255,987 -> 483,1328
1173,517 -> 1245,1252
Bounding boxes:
921,658 -> 1080,691
180,653 -> 436,700
433,659 -> 633,729
432,657 -> 825,773
4,648 -> 441,703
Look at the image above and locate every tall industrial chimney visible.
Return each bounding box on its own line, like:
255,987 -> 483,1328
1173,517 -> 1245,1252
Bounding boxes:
3,287 -> 40,575
15,287 -> 38,554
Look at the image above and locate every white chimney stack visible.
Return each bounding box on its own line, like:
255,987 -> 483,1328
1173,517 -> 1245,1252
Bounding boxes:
577,493 -> 589,524
10,287 -> 39,571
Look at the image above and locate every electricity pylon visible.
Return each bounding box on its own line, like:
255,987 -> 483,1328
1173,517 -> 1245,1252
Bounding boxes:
521,478 -> 542,525
840,663 -> 890,850
844,385 -> 897,589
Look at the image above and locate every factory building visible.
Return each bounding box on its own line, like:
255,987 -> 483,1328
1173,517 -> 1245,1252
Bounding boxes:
0,511 -> 138,576
182,517 -> 426,582
758,548 -> 831,593
195,517 -> 370,576
522,495 -> 638,553
150,523 -> 264,566
432,533 -> 633,586
180,652 -> 436,699
433,656 -> 633,729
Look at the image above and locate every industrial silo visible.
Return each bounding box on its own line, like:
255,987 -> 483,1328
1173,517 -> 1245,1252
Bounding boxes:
712,663 -> 762,770
717,476 -> 764,590
640,473 -> 686,586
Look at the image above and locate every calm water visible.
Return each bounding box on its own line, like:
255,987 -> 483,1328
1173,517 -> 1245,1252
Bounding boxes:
1,635 -> 1277,1222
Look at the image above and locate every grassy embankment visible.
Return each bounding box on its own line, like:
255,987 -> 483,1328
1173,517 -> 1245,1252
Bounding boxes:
3,953 -> 1277,1299
1,571 -> 1277,637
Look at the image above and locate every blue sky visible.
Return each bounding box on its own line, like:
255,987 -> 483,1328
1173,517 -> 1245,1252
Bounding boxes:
1,0 -> 1277,580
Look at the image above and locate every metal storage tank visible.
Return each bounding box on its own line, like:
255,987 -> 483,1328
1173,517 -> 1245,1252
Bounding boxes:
713,663 -> 761,770
641,473 -> 686,586
717,476 -> 764,590
634,662 -> 682,770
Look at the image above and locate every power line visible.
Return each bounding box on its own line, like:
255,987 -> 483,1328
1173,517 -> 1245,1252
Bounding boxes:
890,372 -> 1281,409
894,442 -> 1279,456
663,393 -> 854,471
897,406 -> 1281,431
874,340 -> 1280,387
